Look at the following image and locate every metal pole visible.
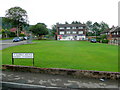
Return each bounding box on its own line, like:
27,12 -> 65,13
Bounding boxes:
12,58 -> 14,65
33,58 -> 34,66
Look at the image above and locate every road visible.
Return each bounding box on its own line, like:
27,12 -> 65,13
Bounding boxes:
0,40 -> 28,50
1,70 -> 119,89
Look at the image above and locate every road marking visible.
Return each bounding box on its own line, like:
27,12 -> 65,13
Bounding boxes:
1,81 -> 62,89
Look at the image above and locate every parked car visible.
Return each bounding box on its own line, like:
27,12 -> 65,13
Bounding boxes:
19,37 -> 24,41
13,37 -> 21,42
23,36 -> 28,40
90,39 -> 97,43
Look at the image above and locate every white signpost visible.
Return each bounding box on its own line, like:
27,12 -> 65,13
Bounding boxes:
12,53 -> 34,66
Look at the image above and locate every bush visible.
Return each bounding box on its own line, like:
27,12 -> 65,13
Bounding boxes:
8,32 -> 16,37
96,39 -> 101,43
101,35 -> 107,39
102,39 -> 109,43
19,34 -> 25,37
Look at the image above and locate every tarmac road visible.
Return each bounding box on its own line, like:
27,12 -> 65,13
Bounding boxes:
1,70 -> 119,89
0,40 -> 28,50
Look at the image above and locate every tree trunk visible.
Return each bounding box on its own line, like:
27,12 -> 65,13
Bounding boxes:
17,26 -> 19,37
39,35 -> 44,40
5,34 -> 7,38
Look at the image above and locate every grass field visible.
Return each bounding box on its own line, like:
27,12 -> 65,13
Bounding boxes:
2,40 -> 118,72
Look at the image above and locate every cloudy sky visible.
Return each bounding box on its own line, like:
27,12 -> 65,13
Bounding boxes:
0,0 -> 119,28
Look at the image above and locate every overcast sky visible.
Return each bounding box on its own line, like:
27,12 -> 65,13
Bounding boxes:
0,0 -> 119,28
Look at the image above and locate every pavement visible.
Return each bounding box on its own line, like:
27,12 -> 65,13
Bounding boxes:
1,70 -> 119,89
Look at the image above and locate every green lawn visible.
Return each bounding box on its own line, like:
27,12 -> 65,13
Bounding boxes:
2,40 -> 118,72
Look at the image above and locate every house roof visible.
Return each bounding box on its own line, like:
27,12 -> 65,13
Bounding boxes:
101,29 -> 110,34
110,26 -> 120,32
56,24 -> 86,27
101,26 -> 120,34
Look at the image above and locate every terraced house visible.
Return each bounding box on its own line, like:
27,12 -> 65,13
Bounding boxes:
56,24 -> 86,40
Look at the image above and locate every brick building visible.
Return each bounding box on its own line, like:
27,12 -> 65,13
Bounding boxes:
56,24 -> 86,40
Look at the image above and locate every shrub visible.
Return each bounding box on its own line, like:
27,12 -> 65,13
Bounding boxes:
96,39 -> 101,43
101,35 -> 107,39
102,39 -> 109,43
8,32 -> 16,37
19,34 -> 25,37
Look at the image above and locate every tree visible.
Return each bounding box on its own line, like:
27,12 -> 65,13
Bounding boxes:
29,23 -> 48,39
75,21 -> 79,24
65,21 -> 69,24
85,21 -> 94,36
92,22 -> 101,36
71,21 -> 81,24
71,21 -> 75,24
2,17 -> 13,30
5,6 -> 28,36
86,21 -> 92,30
51,25 -> 57,40
100,21 -> 109,32
1,29 -> 11,38
85,21 -> 110,36
78,22 -> 82,24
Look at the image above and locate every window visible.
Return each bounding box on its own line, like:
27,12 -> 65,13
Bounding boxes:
78,27 -> 83,29
59,27 -> 64,29
67,31 -> 71,34
117,32 -> 118,35
73,31 -> 76,34
78,31 -> 83,34
66,27 -> 71,29
60,31 -> 64,34
72,27 -> 76,29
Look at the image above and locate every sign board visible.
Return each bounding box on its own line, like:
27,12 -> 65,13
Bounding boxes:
12,53 -> 34,66
13,53 -> 33,58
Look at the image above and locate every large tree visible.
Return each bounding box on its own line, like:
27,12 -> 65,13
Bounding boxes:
85,21 -> 109,36
2,17 -> 13,30
5,6 -> 28,36
29,23 -> 48,39
92,22 -> 101,36
99,21 -> 109,32
86,21 -> 92,31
